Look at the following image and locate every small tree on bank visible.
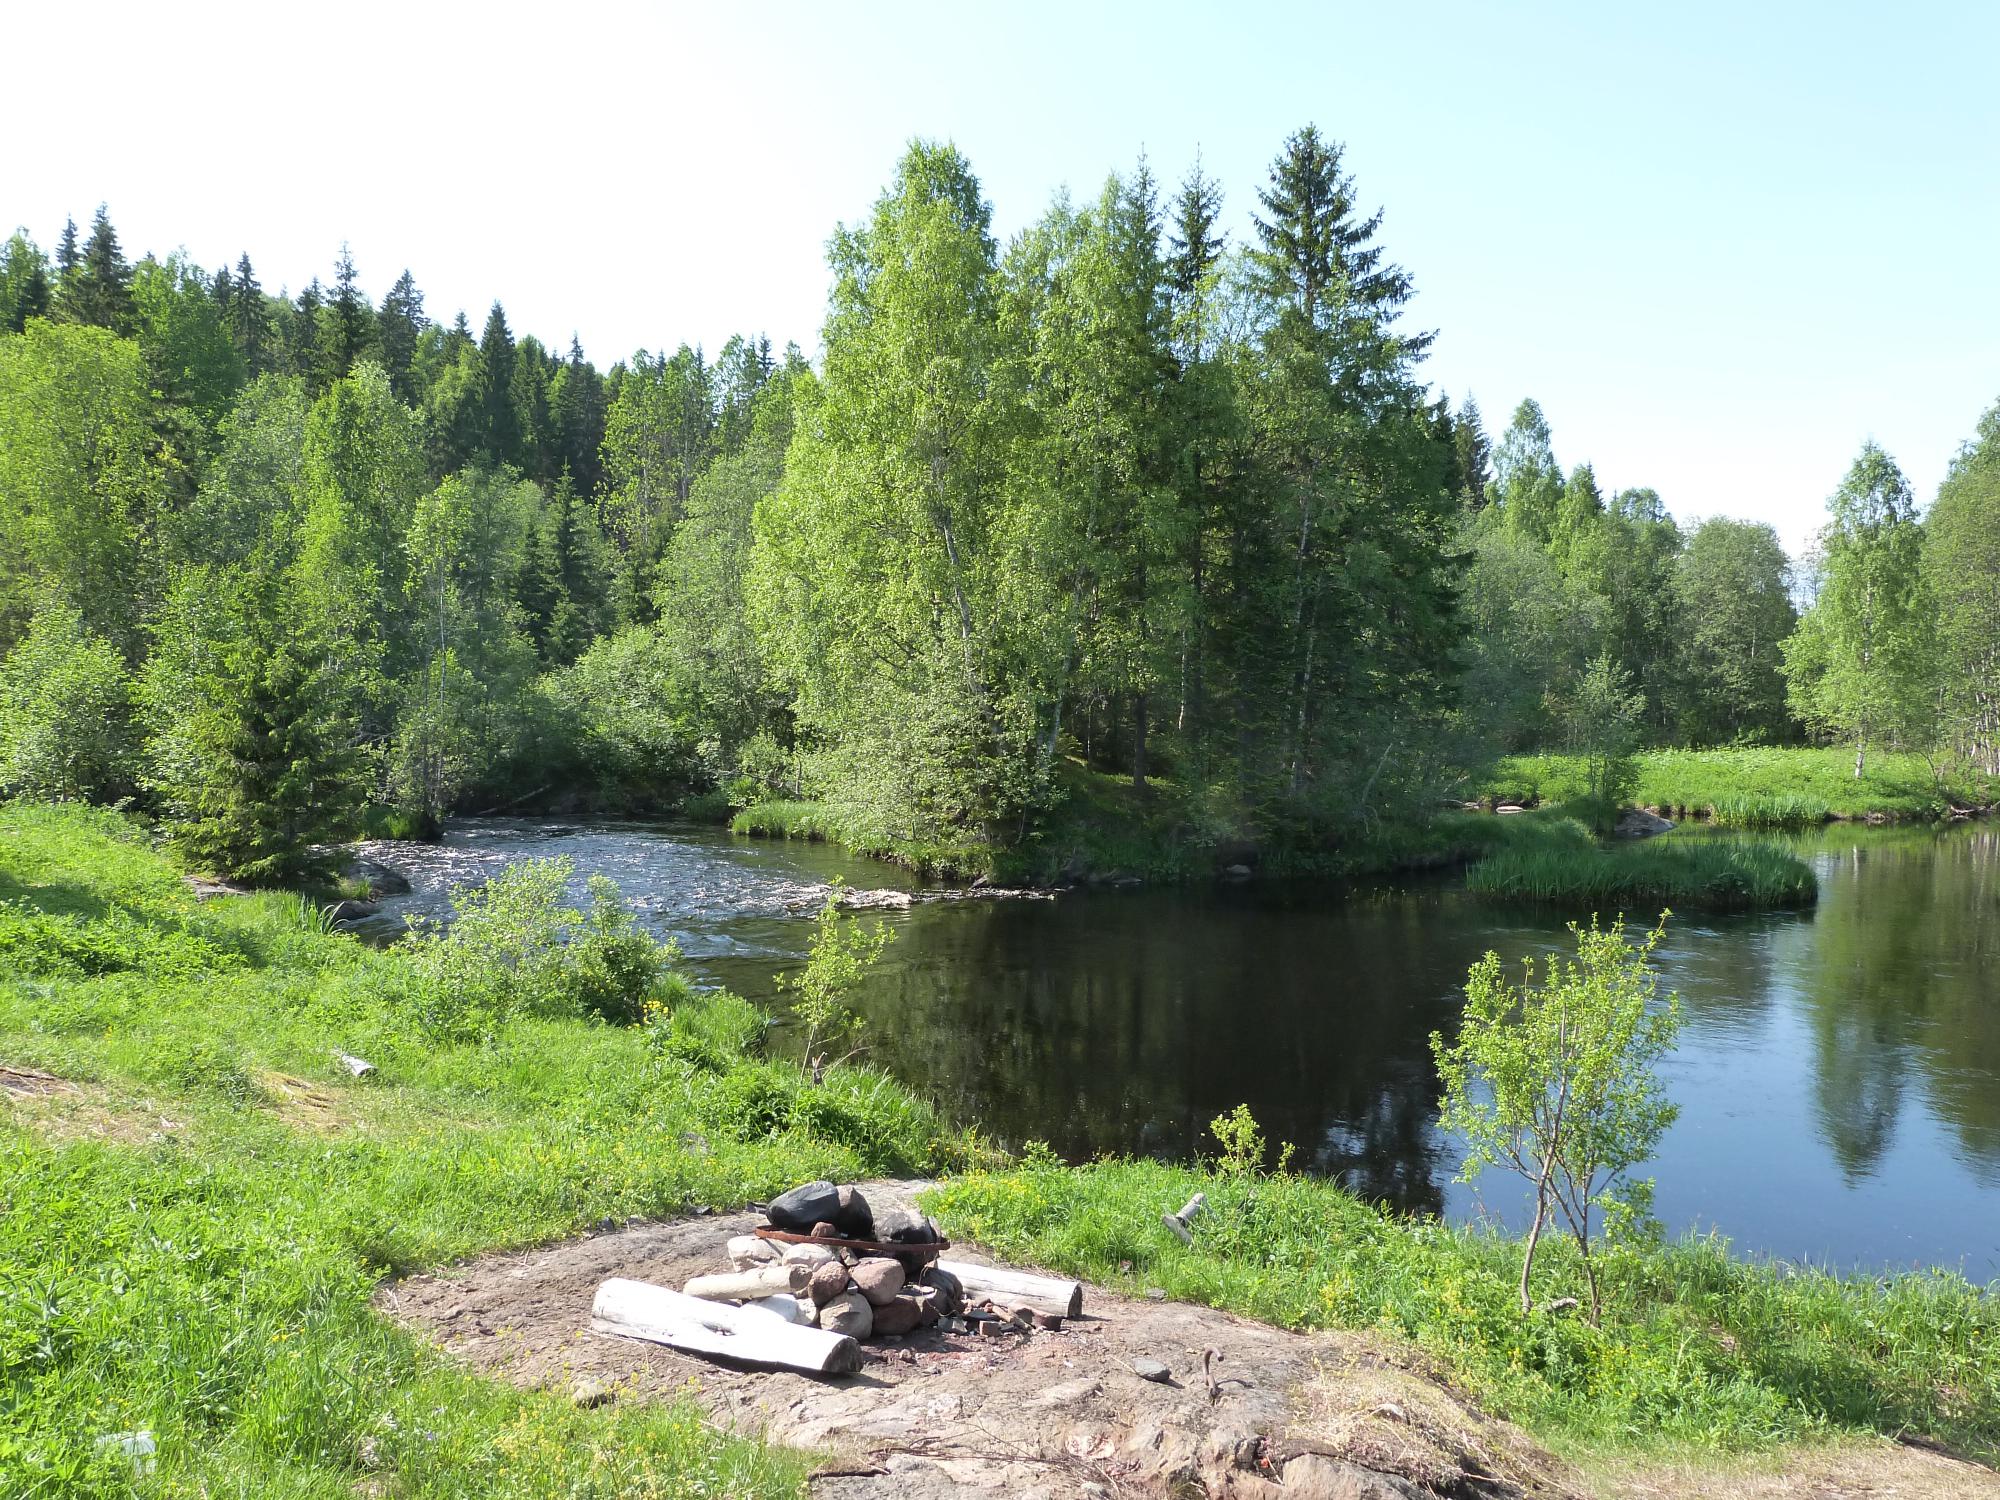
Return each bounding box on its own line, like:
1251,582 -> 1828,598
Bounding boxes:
779,883 -> 893,1078
1431,913 -> 1682,1321
1557,651 -> 1644,831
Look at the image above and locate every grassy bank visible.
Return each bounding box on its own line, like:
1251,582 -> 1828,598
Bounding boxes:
927,1155 -> 2000,1460
1480,747 -> 1997,824
1463,815 -> 1818,911
3,800 -> 1983,1489
0,802 -> 980,1497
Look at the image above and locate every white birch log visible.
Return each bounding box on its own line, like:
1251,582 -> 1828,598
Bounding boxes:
591,1278 -> 862,1375
934,1259 -> 1084,1319
683,1263 -> 809,1302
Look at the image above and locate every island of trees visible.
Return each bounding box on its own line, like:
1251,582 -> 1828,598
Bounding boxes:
3,130 -> 1996,881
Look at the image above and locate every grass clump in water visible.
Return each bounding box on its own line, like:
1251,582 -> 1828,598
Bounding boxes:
1466,834 -> 1817,911
1708,793 -> 1832,829
731,798 -> 836,841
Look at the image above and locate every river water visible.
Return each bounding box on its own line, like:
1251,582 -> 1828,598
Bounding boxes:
365,818 -> 2000,1277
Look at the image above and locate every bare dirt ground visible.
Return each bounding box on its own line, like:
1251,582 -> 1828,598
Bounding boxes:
377,1182 -> 2000,1500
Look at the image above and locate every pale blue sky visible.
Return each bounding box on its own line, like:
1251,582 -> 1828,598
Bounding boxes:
13,2 -> 1996,556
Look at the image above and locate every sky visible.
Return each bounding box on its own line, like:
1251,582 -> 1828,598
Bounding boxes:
11,1 -> 1997,558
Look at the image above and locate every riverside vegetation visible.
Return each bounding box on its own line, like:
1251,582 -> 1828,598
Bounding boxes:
7,132 -> 2000,889
5,801 -> 2000,1495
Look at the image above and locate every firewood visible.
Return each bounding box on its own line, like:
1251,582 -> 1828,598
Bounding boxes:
934,1259 -> 1084,1319
682,1264 -> 809,1302
590,1278 -> 862,1376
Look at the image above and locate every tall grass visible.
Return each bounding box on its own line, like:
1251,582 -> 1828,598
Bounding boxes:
730,799 -> 836,841
1708,793 -> 1831,829
1466,835 -> 1817,911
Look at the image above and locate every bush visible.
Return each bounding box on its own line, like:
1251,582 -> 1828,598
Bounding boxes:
0,602 -> 133,801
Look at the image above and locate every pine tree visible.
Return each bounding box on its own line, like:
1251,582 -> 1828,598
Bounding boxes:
53,218 -> 79,280
377,269 -> 428,401
1166,157 -> 1224,304
323,243 -> 374,380
550,335 -> 607,496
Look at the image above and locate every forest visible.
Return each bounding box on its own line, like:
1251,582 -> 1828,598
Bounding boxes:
3,128 -> 1998,881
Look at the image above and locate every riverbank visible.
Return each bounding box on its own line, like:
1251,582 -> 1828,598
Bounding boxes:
1479,747 -> 1999,825
2,802 -> 1994,1493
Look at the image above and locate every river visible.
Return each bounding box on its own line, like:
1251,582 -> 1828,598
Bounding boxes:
363,817 -> 2000,1278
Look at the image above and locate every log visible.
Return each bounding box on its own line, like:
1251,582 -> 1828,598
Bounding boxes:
934,1259 -> 1083,1319
591,1277 -> 862,1375
683,1263 -> 809,1302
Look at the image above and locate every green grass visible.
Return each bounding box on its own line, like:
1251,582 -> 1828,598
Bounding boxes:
1481,747 -> 1995,823
730,799 -> 837,842
1465,827 -> 1818,911
926,1155 -> 2000,1461
0,801 -> 985,1497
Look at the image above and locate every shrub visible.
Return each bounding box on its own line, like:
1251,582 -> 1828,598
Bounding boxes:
0,602 -> 133,802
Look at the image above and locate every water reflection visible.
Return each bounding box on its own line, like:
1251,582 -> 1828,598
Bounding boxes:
374,818 -> 2000,1273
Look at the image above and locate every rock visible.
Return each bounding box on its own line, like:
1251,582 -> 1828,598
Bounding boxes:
345,855 -> 411,896
849,1257 -> 906,1307
727,1234 -> 777,1269
324,899 -> 379,925
766,1180 -> 841,1232
875,1206 -> 941,1274
780,1242 -> 838,1270
807,1260 -> 850,1307
1495,803 -> 1527,815
870,1295 -> 924,1337
571,1377 -> 613,1408
1222,863 -> 1253,880
1614,806 -> 1675,839
810,1220 -> 840,1240
744,1293 -> 814,1325
820,1290 -> 873,1339
919,1265 -> 963,1316
1131,1357 -> 1173,1383
833,1184 -> 874,1240
1279,1454 -> 1427,1498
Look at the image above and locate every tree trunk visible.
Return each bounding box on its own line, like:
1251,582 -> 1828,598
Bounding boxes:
1132,691 -> 1149,790
1518,1182 -> 1551,1315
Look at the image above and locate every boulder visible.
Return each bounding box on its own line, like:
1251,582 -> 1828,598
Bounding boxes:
727,1234 -> 777,1269
1614,807 -> 1674,839
848,1257 -> 906,1307
819,1290 -> 873,1339
766,1180 -> 841,1232
874,1207 -> 941,1275
780,1242 -> 838,1270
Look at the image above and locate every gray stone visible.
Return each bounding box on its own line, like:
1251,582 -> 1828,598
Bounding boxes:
766,1180 -> 841,1232
808,1260 -> 851,1307
919,1265 -> 963,1316
849,1257 -> 906,1307
820,1290 -> 873,1339
1131,1357 -> 1173,1383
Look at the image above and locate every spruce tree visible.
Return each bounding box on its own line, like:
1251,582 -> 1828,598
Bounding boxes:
478,301 -> 520,463
324,243 -> 374,380
229,254 -> 270,375
0,232 -> 52,333
1166,157 -> 1224,303
377,269 -> 428,401
59,206 -> 136,333
288,279 -> 325,389
54,217 -> 79,280
1453,396 -> 1492,507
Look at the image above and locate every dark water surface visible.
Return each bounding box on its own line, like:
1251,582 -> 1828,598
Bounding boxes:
370,819 -> 2000,1276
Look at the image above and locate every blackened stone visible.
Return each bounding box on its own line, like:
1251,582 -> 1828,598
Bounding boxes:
833,1184 -> 875,1240
919,1265 -> 964,1316
766,1180 -> 841,1232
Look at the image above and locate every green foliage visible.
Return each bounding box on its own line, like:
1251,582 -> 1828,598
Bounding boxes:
1924,399 -> 2000,776
1209,1102 -> 1293,1175
777,885 -> 893,1074
1434,916 -> 1683,1319
0,602 -> 133,801
1670,518 -> 1797,745
731,799 -> 836,841
1782,443 -> 1936,775
1555,652 -> 1645,832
